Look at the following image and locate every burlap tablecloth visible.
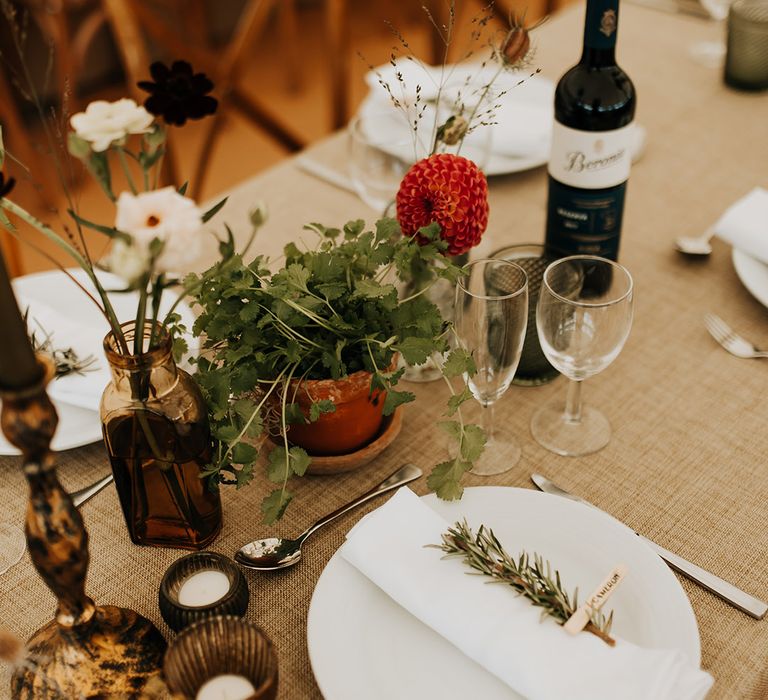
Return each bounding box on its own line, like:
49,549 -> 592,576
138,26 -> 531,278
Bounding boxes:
2,3 -> 768,698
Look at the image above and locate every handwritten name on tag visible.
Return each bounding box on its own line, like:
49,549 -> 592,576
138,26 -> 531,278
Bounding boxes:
564,564 -> 628,636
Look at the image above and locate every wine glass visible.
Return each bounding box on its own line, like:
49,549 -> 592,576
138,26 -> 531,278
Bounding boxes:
0,522 -> 25,576
348,113 -> 414,213
531,255 -> 634,457
454,259 -> 528,475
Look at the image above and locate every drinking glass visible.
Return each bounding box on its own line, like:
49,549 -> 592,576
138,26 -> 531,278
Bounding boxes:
348,113 -> 414,213
531,255 -> 634,457
725,0 -> 768,90
454,259 -> 528,475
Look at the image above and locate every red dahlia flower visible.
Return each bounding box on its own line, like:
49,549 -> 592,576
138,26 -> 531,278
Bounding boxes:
396,153 -> 489,257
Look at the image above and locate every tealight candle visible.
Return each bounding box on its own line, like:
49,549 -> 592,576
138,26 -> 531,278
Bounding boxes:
178,569 -> 231,607
196,673 -> 255,700
159,552 -> 249,632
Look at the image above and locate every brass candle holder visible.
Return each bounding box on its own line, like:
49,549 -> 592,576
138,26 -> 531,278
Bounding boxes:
1,357 -> 167,698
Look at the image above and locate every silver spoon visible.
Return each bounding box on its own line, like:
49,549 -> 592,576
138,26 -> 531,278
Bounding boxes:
235,463 -> 422,571
675,227 -> 716,256
71,473 -> 114,508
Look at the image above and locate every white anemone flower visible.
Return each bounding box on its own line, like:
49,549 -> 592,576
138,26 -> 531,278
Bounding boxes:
112,187 -> 204,279
70,99 -> 154,152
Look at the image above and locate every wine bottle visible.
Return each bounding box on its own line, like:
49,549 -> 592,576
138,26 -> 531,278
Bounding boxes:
544,0 -> 636,261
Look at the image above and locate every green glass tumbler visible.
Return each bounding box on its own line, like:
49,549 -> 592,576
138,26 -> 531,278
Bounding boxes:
725,0 -> 768,90
490,244 -> 560,386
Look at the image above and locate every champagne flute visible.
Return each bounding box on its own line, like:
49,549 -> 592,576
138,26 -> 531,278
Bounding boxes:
454,259 -> 528,475
531,255 -> 634,456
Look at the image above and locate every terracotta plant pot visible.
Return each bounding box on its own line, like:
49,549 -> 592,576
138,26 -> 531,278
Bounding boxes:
286,370 -> 385,455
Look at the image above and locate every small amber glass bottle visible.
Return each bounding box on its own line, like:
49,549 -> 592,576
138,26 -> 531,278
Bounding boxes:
100,322 -> 221,550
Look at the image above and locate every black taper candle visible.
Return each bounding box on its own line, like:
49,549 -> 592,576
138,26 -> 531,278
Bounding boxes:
0,246 -> 42,389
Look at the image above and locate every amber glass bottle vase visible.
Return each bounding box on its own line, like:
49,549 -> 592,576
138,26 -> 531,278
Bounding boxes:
100,322 -> 221,550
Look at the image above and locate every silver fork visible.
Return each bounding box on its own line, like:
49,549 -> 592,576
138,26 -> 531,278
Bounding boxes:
704,313 -> 768,359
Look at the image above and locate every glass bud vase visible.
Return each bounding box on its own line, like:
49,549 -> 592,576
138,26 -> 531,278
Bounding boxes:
100,322 -> 222,550
396,252 -> 468,383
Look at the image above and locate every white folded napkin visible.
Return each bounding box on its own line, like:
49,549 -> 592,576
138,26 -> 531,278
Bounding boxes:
20,298 -> 110,412
341,488 -> 713,700
714,187 -> 768,264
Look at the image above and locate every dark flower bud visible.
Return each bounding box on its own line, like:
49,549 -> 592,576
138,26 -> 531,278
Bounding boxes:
502,25 -> 531,67
437,115 -> 469,146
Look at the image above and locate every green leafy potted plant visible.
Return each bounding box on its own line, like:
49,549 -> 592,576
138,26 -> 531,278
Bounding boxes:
190,217 -> 486,523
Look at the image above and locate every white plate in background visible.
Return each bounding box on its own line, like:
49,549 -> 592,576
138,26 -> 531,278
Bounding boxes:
359,68 -> 555,176
732,248 -> 768,308
0,268 -> 197,455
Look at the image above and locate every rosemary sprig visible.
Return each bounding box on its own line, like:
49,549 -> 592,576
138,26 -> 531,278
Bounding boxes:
433,520 -> 616,646
26,313 -> 97,379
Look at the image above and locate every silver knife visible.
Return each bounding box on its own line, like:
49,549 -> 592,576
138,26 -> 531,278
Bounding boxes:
295,156 -> 357,195
531,473 -> 768,620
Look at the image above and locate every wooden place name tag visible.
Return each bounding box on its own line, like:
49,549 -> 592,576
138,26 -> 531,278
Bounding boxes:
564,564 -> 628,636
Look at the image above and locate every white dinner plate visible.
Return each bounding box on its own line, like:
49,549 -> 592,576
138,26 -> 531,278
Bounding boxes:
358,70 -> 555,177
732,248 -> 768,308
307,486 -> 701,700
0,268 -> 197,455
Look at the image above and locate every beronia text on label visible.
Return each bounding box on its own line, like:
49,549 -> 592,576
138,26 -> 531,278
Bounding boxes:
548,122 -> 634,190
564,148 -> 625,174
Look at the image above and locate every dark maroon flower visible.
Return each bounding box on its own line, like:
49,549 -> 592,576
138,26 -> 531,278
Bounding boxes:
0,172 -> 15,198
138,60 -> 218,127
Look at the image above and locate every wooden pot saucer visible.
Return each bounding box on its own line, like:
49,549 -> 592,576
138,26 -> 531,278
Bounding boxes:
267,407 -> 403,475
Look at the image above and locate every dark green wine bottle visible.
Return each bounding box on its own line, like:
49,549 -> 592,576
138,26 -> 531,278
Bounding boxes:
544,0 -> 636,261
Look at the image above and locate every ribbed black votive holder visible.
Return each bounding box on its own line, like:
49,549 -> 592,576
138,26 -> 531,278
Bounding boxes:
163,615 -> 279,700
159,551 -> 249,632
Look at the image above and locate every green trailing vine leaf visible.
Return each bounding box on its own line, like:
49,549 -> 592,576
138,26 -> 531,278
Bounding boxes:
261,488 -> 293,525
447,386 -> 473,416
309,399 -> 336,421
442,347 -> 476,378
426,459 -> 471,500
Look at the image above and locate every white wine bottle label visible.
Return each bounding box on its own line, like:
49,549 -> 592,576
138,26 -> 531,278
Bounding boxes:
548,122 -> 634,190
